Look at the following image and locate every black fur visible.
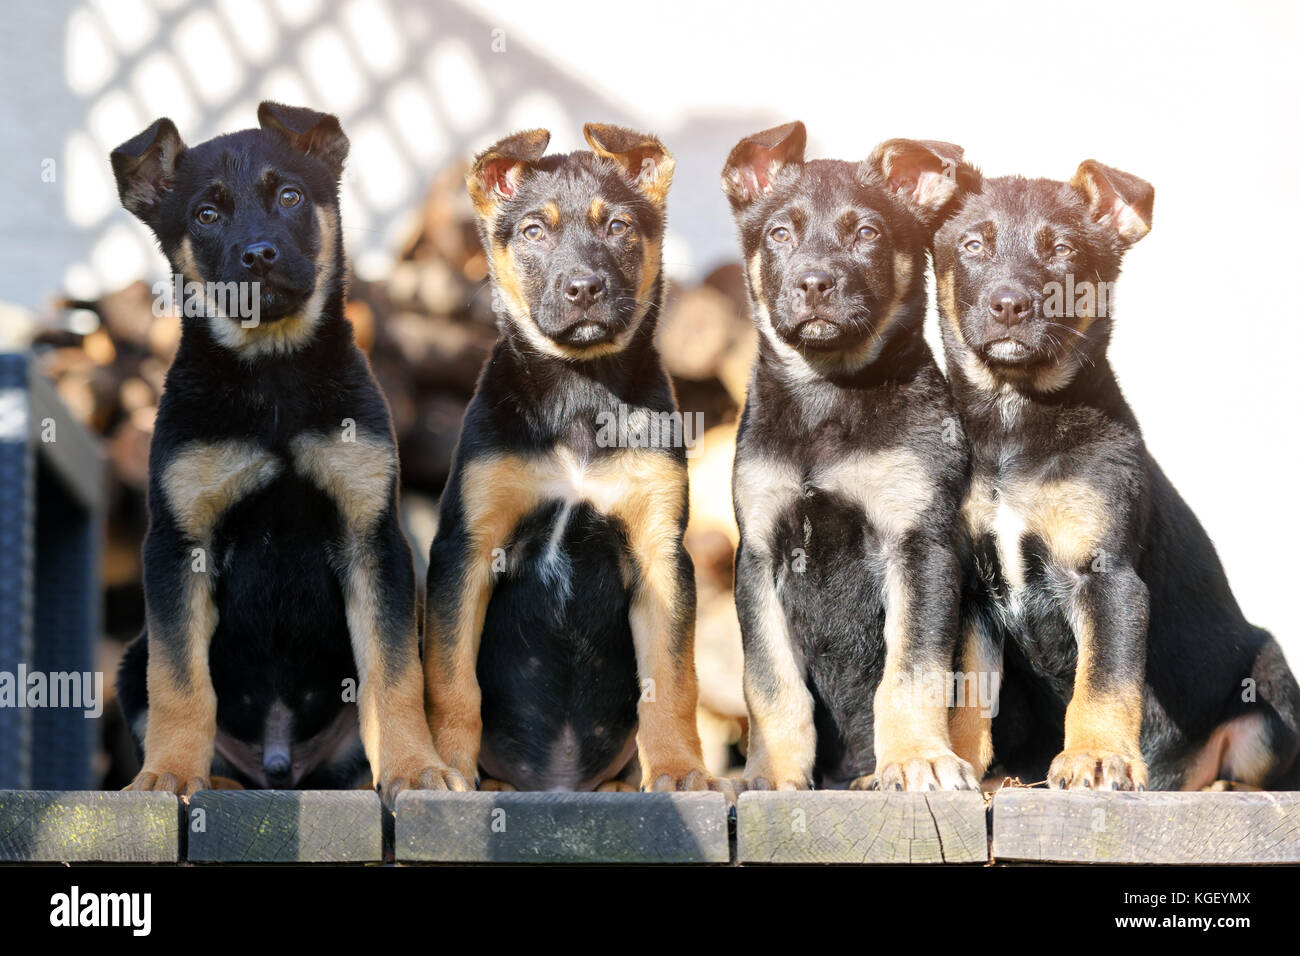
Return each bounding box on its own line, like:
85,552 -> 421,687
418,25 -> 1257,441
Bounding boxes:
724,123 -> 980,790
937,165 -> 1300,789
111,103 -> 413,791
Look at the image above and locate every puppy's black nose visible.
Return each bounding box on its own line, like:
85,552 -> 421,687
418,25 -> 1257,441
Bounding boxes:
564,274 -> 605,309
241,241 -> 279,276
988,287 -> 1033,326
796,270 -> 835,306
263,753 -> 291,783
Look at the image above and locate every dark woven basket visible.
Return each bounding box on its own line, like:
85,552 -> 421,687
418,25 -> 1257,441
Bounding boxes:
0,352 -> 101,789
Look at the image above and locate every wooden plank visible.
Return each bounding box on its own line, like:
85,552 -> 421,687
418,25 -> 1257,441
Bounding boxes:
187,790 -> 383,863
736,791 -> 988,864
0,790 -> 179,863
991,789 -> 1300,864
395,791 -> 730,864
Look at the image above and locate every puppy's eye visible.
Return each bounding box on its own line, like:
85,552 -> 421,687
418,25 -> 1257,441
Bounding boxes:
857,225 -> 879,241
279,188 -> 302,208
770,226 -> 792,243
522,223 -> 544,241
608,218 -> 631,237
1052,242 -> 1074,257
963,239 -> 983,253
195,206 -> 220,225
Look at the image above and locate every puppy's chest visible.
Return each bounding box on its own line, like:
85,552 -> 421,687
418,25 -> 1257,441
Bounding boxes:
159,429 -> 394,543
962,467 -> 1110,612
738,445 -> 936,564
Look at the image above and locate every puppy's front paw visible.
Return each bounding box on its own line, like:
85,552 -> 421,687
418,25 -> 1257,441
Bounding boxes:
644,765 -> 732,795
379,760 -> 473,807
126,768 -> 209,797
1048,749 -> 1147,790
868,752 -> 980,791
742,760 -> 812,792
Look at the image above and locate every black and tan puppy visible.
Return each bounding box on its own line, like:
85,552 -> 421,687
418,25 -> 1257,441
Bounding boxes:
722,122 -> 986,791
111,103 -> 456,801
424,125 -> 722,792
936,160 -> 1300,789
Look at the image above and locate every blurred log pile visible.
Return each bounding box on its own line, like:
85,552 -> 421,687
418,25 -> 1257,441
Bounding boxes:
33,160 -> 756,777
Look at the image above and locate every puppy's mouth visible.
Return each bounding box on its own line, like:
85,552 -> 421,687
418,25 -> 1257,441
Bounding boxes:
780,312 -> 872,352
983,337 -> 1036,365
558,319 -> 616,346
256,284 -> 312,323
544,297 -> 637,349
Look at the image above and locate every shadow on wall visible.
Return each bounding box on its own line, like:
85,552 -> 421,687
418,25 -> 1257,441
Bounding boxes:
15,0 -> 781,311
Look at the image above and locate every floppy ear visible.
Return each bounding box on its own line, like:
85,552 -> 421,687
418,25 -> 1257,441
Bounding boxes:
110,118 -> 187,224
1070,160 -> 1154,246
721,121 -> 806,211
583,123 -> 675,206
257,101 -> 349,179
862,138 -> 970,226
466,128 -> 550,217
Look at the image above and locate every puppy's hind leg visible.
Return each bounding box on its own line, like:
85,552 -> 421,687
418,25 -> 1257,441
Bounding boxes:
1188,630 -> 1300,790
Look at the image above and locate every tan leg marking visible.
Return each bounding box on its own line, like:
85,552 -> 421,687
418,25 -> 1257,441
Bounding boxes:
823,447 -> 971,791
130,441 -> 280,796
1183,712 -> 1277,790
869,562 -> 977,791
292,431 -> 464,799
425,455 -> 541,783
606,450 -> 717,792
948,621 -> 999,780
732,456 -> 815,790
1051,602 -> 1147,790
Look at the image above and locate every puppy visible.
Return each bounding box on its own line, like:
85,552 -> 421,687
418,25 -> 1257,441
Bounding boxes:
111,103 -> 456,801
936,160 -> 1300,789
722,122 -> 985,790
423,125 -> 722,793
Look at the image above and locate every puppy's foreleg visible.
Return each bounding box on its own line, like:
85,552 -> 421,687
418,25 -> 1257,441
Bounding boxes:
870,540 -> 979,791
735,540 -> 816,791
129,518 -> 218,797
424,456 -> 538,786
614,456 -> 720,793
292,430 -> 463,803
1050,564 -> 1148,790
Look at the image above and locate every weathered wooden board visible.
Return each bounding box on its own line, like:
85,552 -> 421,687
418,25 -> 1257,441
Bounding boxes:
396,791 -> 731,864
991,789 -> 1300,864
736,791 -> 988,864
187,790 -> 383,863
0,790 -> 179,863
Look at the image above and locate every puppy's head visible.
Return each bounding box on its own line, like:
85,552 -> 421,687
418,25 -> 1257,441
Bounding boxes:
722,122 -> 972,379
467,124 -> 674,360
934,161 -> 1153,392
111,102 -> 349,357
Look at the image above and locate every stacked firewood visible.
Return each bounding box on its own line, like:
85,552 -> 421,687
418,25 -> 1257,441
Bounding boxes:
33,160 -> 757,777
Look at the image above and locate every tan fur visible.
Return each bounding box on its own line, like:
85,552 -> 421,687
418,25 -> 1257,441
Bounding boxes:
948,621 -> 997,778
289,430 -> 394,531
162,440 -> 281,542
604,451 -> 705,786
1182,712 -> 1278,789
134,569 -> 219,794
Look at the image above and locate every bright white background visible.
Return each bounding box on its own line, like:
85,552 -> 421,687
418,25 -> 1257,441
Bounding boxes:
3,0 -> 1298,663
